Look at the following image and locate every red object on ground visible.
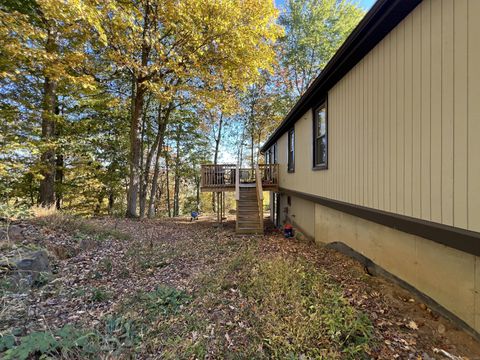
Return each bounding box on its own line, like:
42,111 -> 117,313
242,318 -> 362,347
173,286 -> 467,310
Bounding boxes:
284,223 -> 293,238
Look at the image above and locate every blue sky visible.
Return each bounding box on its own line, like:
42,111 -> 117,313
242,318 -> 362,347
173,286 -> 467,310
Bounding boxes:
275,0 -> 376,11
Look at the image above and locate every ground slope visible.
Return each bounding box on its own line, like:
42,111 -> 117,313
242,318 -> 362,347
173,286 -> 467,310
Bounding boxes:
1,215 -> 479,359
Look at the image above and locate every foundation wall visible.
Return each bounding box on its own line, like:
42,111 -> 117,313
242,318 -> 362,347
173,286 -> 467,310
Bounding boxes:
310,200 -> 480,333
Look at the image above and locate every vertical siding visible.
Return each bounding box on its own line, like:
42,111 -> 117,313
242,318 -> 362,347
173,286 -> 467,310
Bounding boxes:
412,8 -> 422,219
468,0 -> 480,232
430,0 -> 442,223
404,15 -> 413,216
454,0 -> 468,229
420,0 -> 432,221
276,0 -> 478,232
441,0 -> 454,226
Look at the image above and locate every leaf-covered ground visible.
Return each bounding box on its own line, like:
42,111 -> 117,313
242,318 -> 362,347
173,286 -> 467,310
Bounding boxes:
1,215 -> 479,359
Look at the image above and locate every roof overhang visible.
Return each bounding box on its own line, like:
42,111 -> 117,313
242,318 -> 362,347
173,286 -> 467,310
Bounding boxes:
260,0 -> 422,153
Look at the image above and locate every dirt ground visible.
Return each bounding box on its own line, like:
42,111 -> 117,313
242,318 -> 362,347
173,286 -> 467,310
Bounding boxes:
1,215 -> 479,359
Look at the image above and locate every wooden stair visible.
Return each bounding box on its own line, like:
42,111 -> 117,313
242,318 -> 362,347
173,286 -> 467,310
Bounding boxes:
236,186 -> 263,234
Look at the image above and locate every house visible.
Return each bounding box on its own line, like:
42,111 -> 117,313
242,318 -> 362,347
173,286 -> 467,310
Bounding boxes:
261,0 -> 480,337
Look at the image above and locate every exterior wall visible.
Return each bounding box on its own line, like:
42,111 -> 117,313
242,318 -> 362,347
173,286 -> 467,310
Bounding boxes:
280,194 -> 315,239
277,0 -> 480,233
273,0 -> 480,335
313,201 -> 480,333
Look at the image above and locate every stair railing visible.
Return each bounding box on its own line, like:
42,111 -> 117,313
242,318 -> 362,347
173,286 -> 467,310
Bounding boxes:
255,164 -> 264,233
235,163 -> 240,201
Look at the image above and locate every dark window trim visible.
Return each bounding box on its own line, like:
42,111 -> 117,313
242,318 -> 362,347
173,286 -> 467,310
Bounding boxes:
279,187 -> 480,257
287,128 -> 295,173
312,99 -> 328,170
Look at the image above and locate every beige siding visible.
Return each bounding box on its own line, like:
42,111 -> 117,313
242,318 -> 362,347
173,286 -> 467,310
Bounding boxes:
277,0 -> 479,232
468,0 -> 480,232
314,202 -> 480,333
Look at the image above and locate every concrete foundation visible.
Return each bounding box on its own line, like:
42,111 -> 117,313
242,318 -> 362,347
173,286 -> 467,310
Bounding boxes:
280,193 -> 480,335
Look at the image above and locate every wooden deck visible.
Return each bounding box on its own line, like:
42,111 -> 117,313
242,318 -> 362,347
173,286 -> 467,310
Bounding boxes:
200,164 -> 278,234
200,164 -> 279,192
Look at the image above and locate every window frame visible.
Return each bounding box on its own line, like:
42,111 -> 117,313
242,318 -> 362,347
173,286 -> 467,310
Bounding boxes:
287,128 -> 295,173
312,101 -> 328,170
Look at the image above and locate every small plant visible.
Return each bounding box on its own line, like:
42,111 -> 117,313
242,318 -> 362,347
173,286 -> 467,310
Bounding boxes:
91,288 -> 111,302
102,316 -> 139,352
124,286 -> 191,321
118,268 -> 130,279
99,257 -> 113,274
34,271 -> 51,287
0,325 -> 99,360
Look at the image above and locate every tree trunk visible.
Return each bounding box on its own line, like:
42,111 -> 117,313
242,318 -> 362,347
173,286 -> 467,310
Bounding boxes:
108,192 -> 114,215
165,150 -> 171,217
55,153 -> 63,210
195,174 -> 200,212
147,104 -> 171,218
173,124 -> 181,217
126,3 -> 151,218
139,94 -> 152,217
251,133 -> 255,170
39,29 -> 57,207
211,113 -> 223,212
126,79 -> 145,217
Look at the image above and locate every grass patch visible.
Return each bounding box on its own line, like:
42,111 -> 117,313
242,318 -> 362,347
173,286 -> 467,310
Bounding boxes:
34,213 -> 130,242
243,257 -> 373,359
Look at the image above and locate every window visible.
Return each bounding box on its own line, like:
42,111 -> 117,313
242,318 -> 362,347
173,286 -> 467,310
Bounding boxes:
288,128 -> 295,172
313,103 -> 327,169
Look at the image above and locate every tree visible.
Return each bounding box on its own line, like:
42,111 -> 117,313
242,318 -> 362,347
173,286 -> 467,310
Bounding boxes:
0,0 -> 105,206
278,0 -> 364,100
101,0 -> 281,217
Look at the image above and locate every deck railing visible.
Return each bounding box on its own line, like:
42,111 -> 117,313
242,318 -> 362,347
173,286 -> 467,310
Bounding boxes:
201,164 -> 279,190
201,164 -> 237,189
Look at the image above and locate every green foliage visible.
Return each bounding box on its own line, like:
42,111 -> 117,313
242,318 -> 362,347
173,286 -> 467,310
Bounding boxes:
0,203 -> 32,220
99,257 -> 113,274
101,316 -> 139,352
244,257 -> 373,359
0,334 -> 15,352
125,286 -> 191,321
278,0 -> 365,98
91,288 -> 111,302
1,326 -> 99,360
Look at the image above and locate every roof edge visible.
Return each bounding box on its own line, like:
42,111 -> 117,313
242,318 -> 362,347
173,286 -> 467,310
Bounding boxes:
261,0 -> 422,153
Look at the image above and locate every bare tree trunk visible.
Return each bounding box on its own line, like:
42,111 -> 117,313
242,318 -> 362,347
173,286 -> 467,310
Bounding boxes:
211,113 -> 223,212
195,174 -> 200,212
251,133 -> 255,170
147,104 -> 172,218
39,29 -> 57,207
55,154 -> 63,210
165,150 -> 171,217
173,124 -> 181,217
138,98 -> 148,217
108,192 -> 114,215
126,79 -> 145,217
126,3 -> 150,218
